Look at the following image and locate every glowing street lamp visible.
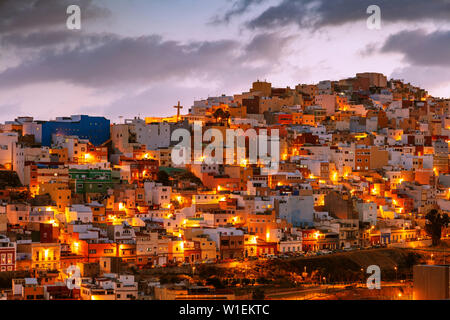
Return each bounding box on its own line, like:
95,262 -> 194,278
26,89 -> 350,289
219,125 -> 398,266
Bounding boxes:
331,171 -> 338,183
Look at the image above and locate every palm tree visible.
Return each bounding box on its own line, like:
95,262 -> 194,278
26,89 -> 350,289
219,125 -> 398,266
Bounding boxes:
213,108 -> 225,122
425,209 -> 450,246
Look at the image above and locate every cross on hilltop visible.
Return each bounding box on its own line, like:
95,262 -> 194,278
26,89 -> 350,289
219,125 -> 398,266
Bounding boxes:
174,101 -> 183,122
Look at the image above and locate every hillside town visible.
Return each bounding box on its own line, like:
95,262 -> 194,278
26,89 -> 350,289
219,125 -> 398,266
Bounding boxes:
0,72 -> 449,300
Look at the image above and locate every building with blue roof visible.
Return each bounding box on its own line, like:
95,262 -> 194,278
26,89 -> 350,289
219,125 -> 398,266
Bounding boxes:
41,115 -> 110,147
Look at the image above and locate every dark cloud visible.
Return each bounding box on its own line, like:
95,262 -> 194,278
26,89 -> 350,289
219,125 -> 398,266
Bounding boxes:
212,0 -> 267,23
0,1 -> 294,102
381,29 -> 450,67
0,0 -> 110,35
0,30 -> 116,49
243,32 -> 295,62
0,32 -> 289,89
244,0 -> 450,29
380,29 -> 450,96
1,31 -> 79,48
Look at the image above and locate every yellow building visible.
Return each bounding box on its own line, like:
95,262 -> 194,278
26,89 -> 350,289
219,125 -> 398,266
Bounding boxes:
228,105 -> 247,118
39,182 -> 71,213
80,284 -> 115,300
193,236 -> 217,261
250,80 -> 272,97
31,243 -> 61,271
168,240 -> 184,263
145,148 -> 172,167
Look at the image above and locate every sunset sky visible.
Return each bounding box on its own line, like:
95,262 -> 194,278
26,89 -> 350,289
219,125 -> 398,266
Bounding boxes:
1,0 -> 450,123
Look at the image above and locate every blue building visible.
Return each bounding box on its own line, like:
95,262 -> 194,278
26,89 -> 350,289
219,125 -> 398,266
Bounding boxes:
279,195 -> 315,227
41,115 -> 110,147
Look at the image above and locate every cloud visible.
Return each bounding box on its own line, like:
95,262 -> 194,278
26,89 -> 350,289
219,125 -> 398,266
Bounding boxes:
0,30 -> 117,50
0,0 -> 297,122
244,0 -> 450,30
88,84 -> 220,122
0,31 -> 293,89
0,0 -> 110,36
380,29 -> 450,97
381,29 -> 450,67
212,0 -> 267,23
243,32 -> 296,62
389,65 -> 450,98
0,103 -> 22,120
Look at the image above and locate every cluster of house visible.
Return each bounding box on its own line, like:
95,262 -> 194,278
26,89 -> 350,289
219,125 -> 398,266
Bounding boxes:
0,72 -> 449,300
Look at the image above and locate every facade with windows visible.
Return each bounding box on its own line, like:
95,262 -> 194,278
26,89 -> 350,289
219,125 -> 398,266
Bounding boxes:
0,240 -> 16,272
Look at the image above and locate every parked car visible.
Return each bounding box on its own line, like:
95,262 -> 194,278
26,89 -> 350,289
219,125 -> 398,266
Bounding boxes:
203,260 -> 215,264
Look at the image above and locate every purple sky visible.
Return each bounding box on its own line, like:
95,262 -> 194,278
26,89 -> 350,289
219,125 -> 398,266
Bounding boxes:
1,0 -> 450,123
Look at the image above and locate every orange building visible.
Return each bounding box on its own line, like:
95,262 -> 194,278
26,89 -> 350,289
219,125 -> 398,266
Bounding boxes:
277,114 -> 293,125
244,211 -> 277,241
23,283 -> 45,300
73,240 -> 136,264
302,229 -> 339,252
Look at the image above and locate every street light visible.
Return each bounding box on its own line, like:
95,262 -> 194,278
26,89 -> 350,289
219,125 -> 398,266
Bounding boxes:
394,266 -> 398,281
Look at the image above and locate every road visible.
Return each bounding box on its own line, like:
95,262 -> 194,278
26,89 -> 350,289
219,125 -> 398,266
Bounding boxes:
265,281 -> 410,300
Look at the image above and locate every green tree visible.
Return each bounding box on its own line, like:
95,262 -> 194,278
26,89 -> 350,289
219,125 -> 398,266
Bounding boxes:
157,170 -> 170,186
425,209 -> 450,246
212,108 -> 230,124
179,171 -> 203,186
206,276 -> 224,289
213,108 -> 225,122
